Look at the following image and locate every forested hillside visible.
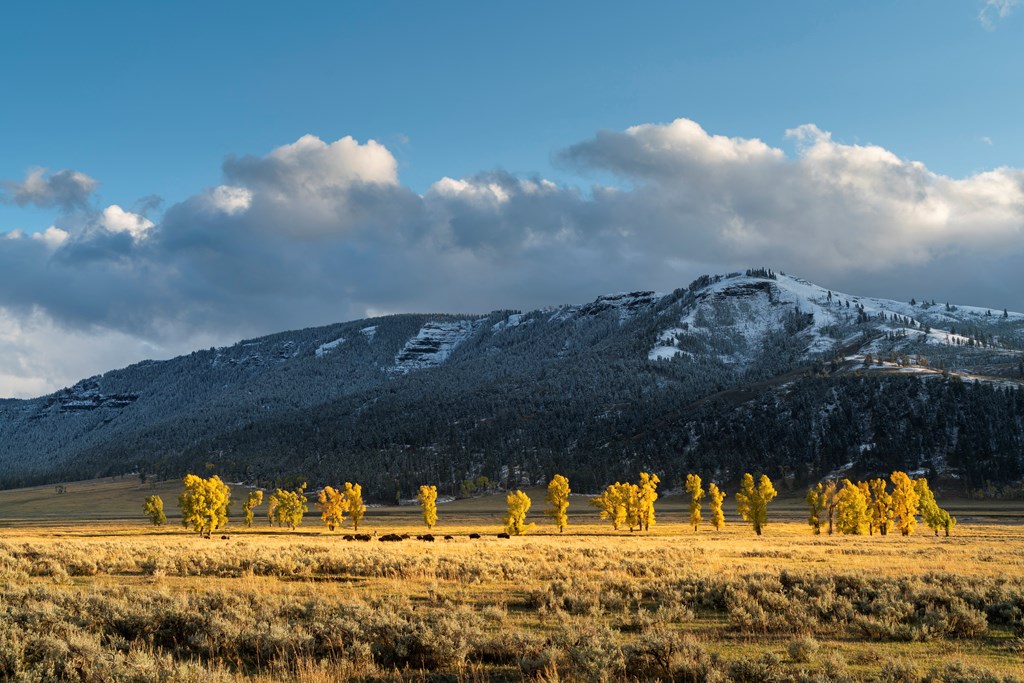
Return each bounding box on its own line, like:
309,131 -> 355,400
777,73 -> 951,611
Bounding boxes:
2,271 -> 1022,499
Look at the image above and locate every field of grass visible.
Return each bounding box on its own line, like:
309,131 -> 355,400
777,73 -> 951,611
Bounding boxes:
1,478 -> 1022,682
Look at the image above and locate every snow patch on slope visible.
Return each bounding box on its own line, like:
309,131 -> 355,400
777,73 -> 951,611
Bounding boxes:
360,326 -> 377,342
315,337 -> 346,358
393,319 -> 484,372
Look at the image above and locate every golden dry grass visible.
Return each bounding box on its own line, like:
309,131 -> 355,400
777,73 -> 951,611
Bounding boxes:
1,478 -> 1023,682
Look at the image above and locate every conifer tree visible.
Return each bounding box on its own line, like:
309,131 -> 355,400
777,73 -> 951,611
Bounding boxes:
868,478 -> 894,536
685,473 -> 704,531
178,474 -> 231,537
505,490 -> 535,535
890,471 -> 920,536
417,485 -> 438,529
735,473 -> 777,536
317,485 -> 347,531
343,482 -> 366,531
144,495 -> 166,526
242,490 -> 263,528
708,483 -> 726,530
545,474 -> 571,532
835,479 -> 869,534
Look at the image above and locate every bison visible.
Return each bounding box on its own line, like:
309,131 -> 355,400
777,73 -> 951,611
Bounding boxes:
497,532 -> 511,539
468,533 -> 481,539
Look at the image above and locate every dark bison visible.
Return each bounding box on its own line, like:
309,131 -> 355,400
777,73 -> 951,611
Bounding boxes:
468,533 -> 481,539
379,533 -> 404,542
444,535 -> 454,541
497,532 -> 511,539
355,534 -> 372,542
417,534 -> 435,542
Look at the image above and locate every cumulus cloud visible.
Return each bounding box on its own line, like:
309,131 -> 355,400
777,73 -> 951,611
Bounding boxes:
2,121 -> 1024,397
1,167 -> 98,211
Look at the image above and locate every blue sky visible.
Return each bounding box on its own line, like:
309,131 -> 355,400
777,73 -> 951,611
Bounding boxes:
1,1 -> 1022,396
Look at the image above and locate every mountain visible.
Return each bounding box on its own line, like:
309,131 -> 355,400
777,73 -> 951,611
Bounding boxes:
2,270 -> 1023,498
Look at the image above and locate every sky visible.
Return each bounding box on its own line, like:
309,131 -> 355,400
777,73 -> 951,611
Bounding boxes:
1,0 -> 1023,398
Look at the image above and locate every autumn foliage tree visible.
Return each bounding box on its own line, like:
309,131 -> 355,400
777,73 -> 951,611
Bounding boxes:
637,472 -> 660,532
867,478 -> 894,536
592,477 -> 652,532
417,485 -> 438,529
143,495 -> 166,526
806,482 -> 826,535
685,474 -> 704,531
545,474 -> 570,532
915,478 -> 955,536
273,483 -> 308,531
890,471 -> 920,536
343,482 -> 366,531
735,473 -> 777,536
835,479 -> 869,534
708,483 -> 726,530
242,490 -> 263,528
591,484 -> 626,530
179,474 -> 231,537
505,489 -> 534,535
317,486 -> 347,531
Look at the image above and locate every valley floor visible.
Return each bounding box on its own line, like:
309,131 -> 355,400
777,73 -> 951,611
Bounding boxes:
0,479 -> 1022,682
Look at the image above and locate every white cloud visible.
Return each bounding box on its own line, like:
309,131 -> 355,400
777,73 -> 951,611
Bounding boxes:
3,123 -> 1024,397
99,205 -> 155,240
31,226 -> 70,249
206,185 -> 252,215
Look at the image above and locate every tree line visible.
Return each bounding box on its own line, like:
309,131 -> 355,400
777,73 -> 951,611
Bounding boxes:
145,469 -> 955,539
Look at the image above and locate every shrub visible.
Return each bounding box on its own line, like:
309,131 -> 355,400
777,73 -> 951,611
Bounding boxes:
788,636 -> 820,663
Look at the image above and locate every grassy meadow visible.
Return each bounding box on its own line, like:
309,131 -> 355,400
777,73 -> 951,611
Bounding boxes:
0,478 -> 1022,682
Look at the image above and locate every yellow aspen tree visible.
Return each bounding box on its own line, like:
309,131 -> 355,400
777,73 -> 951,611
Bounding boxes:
274,483 -> 308,530
708,483 -> 726,530
144,495 -> 166,526
317,485 -> 348,531
857,481 -> 874,534
822,480 -> 838,535
637,473 -> 660,532
735,473 -> 777,536
505,489 -> 535,535
622,481 -> 642,532
914,478 -> 953,537
685,473 -> 704,531
545,474 -> 571,532
590,484 -> 624,530
242,490 -> 263,528
343,482 -> 366,531
267,493 -> 279,527
938,509 -> 957,536
806,482 -> 825,535
890,471 -> 920,536
835,479 -> 869,534
868,478 -> 894,536
178,474 -> 231,537
417,485 -> 438,529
